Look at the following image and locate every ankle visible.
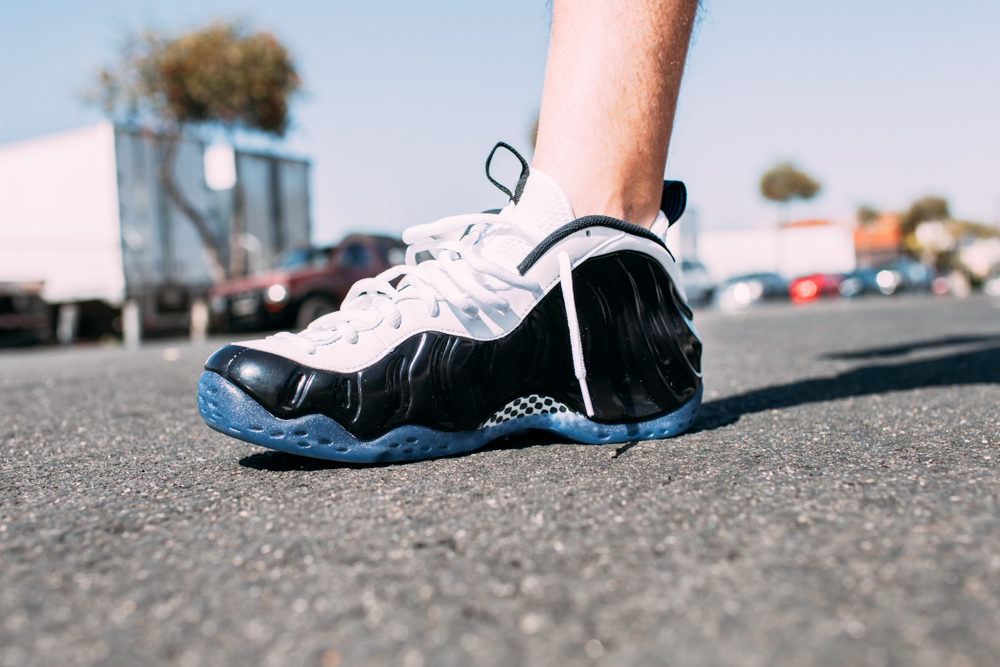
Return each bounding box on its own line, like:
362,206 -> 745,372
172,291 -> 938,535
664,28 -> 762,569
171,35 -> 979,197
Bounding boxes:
532,162 -> 661,229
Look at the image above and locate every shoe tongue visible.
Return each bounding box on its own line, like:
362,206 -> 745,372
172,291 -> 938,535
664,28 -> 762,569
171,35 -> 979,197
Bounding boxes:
511,168 -> 576,241
479,168 -> 575,269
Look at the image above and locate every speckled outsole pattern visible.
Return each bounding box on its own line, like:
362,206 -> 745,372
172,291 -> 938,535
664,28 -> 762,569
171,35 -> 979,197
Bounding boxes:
197,371 -> 702,463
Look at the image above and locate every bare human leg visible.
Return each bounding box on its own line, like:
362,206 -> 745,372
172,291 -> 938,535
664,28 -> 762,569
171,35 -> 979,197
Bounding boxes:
532,0 -> 699,229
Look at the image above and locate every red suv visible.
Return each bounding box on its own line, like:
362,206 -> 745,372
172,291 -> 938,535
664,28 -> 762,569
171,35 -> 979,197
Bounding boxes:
209,234 -> 406,333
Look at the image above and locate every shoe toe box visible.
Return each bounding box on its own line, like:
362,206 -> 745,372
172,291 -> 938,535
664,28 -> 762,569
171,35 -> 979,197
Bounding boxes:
205,345 -> 304,415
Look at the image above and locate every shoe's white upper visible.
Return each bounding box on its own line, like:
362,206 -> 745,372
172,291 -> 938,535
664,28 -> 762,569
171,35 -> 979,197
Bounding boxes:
235,169 -> 686,377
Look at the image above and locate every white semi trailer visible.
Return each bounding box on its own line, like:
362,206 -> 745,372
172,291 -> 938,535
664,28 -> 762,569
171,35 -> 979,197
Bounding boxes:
0,122 -> 310,343
698,222 -> 857,283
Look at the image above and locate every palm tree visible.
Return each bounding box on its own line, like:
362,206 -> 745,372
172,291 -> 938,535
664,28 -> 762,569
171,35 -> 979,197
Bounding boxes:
760,162 -> 821,224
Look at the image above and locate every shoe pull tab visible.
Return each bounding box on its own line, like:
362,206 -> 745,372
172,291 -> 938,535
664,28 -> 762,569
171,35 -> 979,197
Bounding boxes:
660,180 -> 687,226
485,142 -> 530,204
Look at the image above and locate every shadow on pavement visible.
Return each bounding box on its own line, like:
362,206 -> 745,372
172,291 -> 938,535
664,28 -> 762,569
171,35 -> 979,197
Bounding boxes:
479,430 -> 576,452
239,451 -> 358,472
239,430 -> 577,472
696,339 -> 1000,431
822,334 -> 1000,360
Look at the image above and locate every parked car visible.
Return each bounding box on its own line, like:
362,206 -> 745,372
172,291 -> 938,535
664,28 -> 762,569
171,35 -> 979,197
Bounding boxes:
209,234 -> 406,333
0,281 -> 52,346
838,268 -> 885,297
984,274 -> 1000,297
714,272 -> 788,310
679,260 -> 715,307
840,259 -> 934,298
789,273 -> 844,303
885,258 -> 933,293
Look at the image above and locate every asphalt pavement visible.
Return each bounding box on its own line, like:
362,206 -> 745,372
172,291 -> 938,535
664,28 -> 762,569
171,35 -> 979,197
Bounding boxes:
2,295 -> 999,667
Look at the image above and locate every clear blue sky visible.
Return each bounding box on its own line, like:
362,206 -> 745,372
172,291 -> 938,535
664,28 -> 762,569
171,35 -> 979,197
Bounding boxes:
3,1 -> 998,244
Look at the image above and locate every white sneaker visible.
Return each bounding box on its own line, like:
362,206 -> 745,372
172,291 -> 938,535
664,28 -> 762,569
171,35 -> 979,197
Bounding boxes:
198,143 -> 702,462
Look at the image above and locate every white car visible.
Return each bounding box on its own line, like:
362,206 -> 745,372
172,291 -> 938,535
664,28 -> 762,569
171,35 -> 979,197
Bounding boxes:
680,260 -> 715,307
984,275 -> 1000,297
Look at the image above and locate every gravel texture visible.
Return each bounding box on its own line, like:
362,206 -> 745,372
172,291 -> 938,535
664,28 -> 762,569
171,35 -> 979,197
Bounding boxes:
1,295 -> 999,667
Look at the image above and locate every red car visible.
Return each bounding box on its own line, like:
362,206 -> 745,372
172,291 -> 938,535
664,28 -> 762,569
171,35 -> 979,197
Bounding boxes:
789,273 -> 844,303
209,234 -> 406,332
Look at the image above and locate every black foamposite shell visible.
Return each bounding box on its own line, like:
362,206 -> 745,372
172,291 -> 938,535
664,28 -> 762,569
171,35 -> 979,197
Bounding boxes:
205,250 -> 701,441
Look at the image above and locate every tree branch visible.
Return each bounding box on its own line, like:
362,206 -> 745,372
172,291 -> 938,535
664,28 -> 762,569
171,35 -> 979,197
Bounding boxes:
158,133 -> 227,284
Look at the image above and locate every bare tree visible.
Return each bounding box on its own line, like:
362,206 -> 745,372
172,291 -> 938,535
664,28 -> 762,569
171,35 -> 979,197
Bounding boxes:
91,21 -> 301,283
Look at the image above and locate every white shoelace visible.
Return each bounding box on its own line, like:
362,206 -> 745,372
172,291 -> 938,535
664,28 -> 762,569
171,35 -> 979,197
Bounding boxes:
272,212 -> 596,416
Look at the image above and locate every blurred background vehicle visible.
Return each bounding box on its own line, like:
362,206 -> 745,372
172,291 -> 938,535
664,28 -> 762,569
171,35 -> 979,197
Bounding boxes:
789,273 -> 844,303
679,259 -> 715,307
0,281 -> 51,346
838,268 -> 887,297
840,258 -> 935,298
209,234 -> 406,332
984,274 -> 1000,297
714,272 -> 789,311
884,258 -> 934,293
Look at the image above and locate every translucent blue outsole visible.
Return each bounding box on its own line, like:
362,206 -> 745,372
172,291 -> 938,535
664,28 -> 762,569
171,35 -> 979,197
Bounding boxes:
197,371 -> 702,463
